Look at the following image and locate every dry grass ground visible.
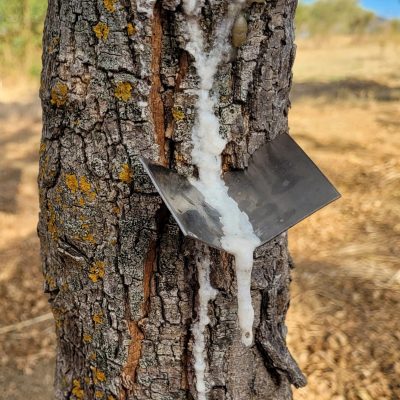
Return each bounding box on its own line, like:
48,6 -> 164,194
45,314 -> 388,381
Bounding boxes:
0,89 -> 55,398
0,36 -> 399,399
287,37 -> 400,400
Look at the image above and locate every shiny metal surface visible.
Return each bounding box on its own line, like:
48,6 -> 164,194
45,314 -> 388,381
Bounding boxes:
140,134 -> 340,252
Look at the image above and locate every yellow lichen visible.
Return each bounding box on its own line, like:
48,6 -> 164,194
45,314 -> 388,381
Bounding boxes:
172,107 -> 185,121
78,197 -> 85,206
39,142 -> 46,155
93,22 -> 110,41
118,163 -> 133,183
65,174 -> 79,193
50,82 -> 69,107
114,82 -> 133,102
93,312 -> 103,324
79,176 -> 91,193
95,391 -> 104,399
79,176 -> 96,201
93,368 -> 106,383
89,351 -> 97,361
84,376 -> 91,385
112,206 -> 120,215
72,379 -> 84,400
88,261 -> 106,282
83,233 -> 96,243
83,333 -> 92,343
127,23 -> 137,36
103,0 -> 117,12
107,396 -> 116,400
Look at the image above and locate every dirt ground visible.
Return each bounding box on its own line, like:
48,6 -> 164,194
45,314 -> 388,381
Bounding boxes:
0,37 -> 399,399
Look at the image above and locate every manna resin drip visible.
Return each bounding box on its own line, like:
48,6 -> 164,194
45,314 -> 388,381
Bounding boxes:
183,0 -> 261,397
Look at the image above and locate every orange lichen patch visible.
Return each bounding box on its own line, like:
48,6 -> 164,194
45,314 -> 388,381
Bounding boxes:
50,82 -> 69,107
79,176 -> 97,201
93,367 -> 106,383
103,0 -> 117,12
93,22 -> 110,41
79,176 -> 91,193
114,82 -> 133,102
112,206 -> 120,215
93,312 -> 103,325
118,163 -> 133,183
78,197 -> 85,206
83,233 -> 96,244
172,107 -> 185,121
39,142 -> 47,155
83,333 -> 93,343
65,174 -> 79,193
107,396 -> 116,400
88,261 -> 106,282
72,379 -> 84,399
127,23 -> 137,36
95,391 -> 104,399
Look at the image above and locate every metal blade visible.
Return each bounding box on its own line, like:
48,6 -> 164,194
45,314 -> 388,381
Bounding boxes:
140,134 -> 340,251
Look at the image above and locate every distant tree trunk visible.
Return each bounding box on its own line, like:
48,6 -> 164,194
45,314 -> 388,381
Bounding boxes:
38,0 -> 305,399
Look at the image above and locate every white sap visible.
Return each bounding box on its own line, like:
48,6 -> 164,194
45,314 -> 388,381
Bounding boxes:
183,0 -> 261,398
192,246 -> 218,400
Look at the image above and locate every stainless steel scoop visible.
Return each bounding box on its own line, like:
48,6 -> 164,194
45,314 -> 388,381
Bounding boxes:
140,134 -> 340,251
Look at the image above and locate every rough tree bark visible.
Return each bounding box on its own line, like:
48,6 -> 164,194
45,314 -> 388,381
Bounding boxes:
38,0 -> 306,399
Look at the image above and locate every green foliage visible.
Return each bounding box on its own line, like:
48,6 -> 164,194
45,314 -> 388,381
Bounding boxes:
296,0 -> 400,36
0,0 -> 47,77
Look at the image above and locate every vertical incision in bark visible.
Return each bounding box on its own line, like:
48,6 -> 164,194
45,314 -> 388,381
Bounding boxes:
149,1 -> 167,166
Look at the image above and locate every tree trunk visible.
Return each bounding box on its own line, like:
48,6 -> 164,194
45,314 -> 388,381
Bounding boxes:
38,0 -> 305,399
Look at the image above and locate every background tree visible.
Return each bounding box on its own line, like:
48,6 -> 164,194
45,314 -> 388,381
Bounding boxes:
38,0 -> 306,399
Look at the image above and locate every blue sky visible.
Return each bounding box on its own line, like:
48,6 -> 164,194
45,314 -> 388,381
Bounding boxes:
302,0 -> 400,18
360,0 -> 400,18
